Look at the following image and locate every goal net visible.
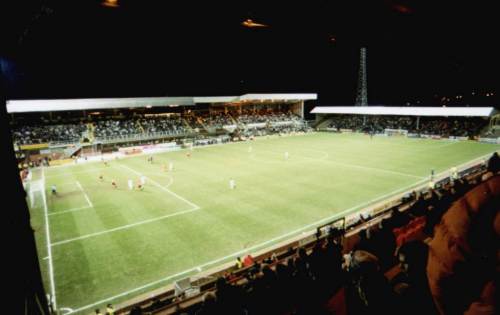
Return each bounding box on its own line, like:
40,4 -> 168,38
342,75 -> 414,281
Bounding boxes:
384,128 -> 408,137
28,180 -> 44,209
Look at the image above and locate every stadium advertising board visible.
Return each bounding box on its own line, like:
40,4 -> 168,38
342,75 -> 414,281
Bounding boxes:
421,134 -> 442,140
156,142 -> 177,149
247,123 -> 267,128
272,121 -> 295,126
449,136 -> 469,141
478,137 -> 500,144
20,143 -> 49,150
49,158 -> 74,166
118,146 -> 143,155
223,124 -> 237,132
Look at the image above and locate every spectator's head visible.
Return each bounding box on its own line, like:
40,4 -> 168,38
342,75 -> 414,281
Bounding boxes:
397,240 -> 428,276
215,276 -> 227,291
202,291 -> 216,305
487,152 -> 500,174
350,250 -> 379,274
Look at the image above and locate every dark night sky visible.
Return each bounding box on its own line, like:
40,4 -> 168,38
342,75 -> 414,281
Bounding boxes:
1,0 -> 499,106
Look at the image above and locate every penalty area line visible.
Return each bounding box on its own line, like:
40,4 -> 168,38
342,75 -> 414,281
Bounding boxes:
48,205 -> 92,216
51,206 -> 200,247
76,181 -> 94,208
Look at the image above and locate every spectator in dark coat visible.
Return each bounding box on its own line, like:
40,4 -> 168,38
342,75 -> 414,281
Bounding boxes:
392,240 -> 438,315
428,175 -> 499,315
345,250 -> 397,315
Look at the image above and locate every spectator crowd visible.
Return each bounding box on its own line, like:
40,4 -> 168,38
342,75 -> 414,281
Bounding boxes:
11,110 -> 305,145
326,115 -> 488,137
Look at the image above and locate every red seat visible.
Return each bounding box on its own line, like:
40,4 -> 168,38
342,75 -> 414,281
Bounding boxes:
324,287 -> 347,315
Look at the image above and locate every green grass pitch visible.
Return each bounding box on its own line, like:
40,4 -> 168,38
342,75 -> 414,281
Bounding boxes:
27,133 -> 499,314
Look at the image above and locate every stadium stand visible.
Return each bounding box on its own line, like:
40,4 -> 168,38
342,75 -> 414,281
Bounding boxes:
11,123 -> 87,144
324,115 -> 488,137
10,110 -> 305,146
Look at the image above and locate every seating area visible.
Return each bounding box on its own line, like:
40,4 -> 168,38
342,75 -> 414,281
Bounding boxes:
236,110 -> 301,125
326,115 -> 488,137
115,153 -> 499,315
10,110 -> 305,145
94,117 -> 188,140
11,123 -> 87,145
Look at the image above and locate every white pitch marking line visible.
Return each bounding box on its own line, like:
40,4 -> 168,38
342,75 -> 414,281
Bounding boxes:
63,151 -> 497,314
59,307 -> 74,315
410,140 -> 458,154
321,159 -> 424,179
41,167 -> 58,311
76,181 -> 94,208
261,147 -> 423,179
164,176 -> 174,188
140,172 -> 174,188
48,205 -> 92,216
118,164 -> 200,210
51,207 -> 199,246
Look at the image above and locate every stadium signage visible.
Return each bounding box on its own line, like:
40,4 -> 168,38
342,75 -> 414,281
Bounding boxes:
478,137 -> 500,144
223,125 -> 237,132
448,136 -> 468,141
118,146 -> 143,155
247,123 -> 267,128
19,143 -> 49,150
421,134 -> 442,140
157,142 -> 177,149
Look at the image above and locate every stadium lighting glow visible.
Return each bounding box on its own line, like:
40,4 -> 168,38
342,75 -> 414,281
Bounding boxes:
102,0 -> 118,7
242,18 -> 268,28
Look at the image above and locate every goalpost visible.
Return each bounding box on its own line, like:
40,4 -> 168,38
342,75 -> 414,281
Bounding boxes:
384,128 -> 408,137
28,179 -> 44,209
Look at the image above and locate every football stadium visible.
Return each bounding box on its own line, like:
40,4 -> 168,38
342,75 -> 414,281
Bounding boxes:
5,2 -> 500,315
7,96 -> 500,315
